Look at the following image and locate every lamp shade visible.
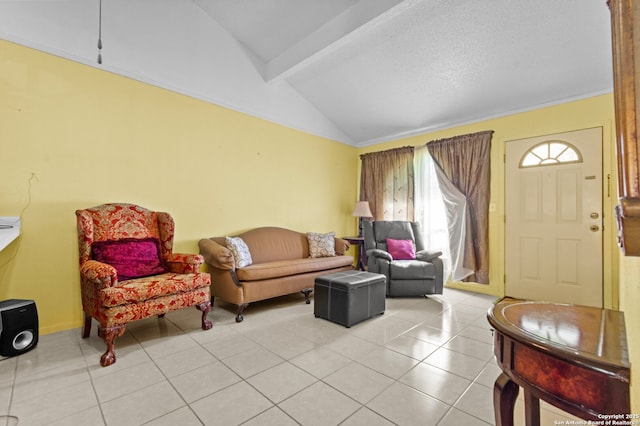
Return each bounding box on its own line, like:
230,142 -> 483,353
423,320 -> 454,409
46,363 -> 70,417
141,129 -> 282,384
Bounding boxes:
352,201 -> 373,218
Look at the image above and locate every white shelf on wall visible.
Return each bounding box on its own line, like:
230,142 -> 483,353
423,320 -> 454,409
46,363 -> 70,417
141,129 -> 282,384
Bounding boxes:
0,217 -> 21,252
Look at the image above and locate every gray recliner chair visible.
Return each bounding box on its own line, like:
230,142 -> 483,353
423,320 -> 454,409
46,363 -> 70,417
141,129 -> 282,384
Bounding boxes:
363,221 -> 444,297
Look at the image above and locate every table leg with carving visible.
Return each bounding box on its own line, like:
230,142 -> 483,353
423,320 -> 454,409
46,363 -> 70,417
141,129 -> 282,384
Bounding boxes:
494,372 -> 519,426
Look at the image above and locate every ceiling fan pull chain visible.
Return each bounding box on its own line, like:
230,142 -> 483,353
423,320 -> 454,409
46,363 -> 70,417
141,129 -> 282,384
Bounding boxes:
97,0 -> 103,64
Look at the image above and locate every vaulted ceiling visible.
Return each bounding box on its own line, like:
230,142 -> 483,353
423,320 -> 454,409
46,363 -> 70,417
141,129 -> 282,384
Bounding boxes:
0,0 -> 613,146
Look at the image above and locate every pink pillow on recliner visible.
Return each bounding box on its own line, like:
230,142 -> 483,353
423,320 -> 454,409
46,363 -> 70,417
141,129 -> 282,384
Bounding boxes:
386,238 -> 416,260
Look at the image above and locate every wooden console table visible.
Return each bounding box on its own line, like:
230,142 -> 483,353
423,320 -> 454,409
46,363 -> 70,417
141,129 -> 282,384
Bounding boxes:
487,297 -> 630,426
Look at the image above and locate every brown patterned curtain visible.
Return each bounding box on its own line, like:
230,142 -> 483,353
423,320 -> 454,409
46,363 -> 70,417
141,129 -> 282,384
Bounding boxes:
427,131 -> 493,284
360,146 -> 414,221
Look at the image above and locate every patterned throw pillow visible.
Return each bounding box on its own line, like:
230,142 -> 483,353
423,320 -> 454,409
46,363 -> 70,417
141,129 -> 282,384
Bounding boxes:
225,236 -> 253,268
307,232 -> 336,258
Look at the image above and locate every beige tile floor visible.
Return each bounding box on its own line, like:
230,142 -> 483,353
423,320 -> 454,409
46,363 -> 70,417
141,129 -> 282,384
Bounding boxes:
0,289 -> 583,425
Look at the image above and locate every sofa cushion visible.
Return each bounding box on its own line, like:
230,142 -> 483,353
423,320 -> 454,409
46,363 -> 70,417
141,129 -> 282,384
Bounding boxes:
372,221 -> 416,251
225,236 -> 253,267
233,227 -> 309,263
99,271 -> 210,307
236,256 -> 353,281
307,232 -> 336,258
390,260 -> 436,280
92,238 -> 167,281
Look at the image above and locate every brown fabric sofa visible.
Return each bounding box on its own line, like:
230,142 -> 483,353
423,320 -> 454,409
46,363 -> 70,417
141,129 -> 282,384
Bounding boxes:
199,227 -> 354,322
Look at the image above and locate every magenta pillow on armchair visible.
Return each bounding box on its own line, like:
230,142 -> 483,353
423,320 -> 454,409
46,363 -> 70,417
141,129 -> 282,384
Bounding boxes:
386,238 -> 416,260
92,238 -> 167,281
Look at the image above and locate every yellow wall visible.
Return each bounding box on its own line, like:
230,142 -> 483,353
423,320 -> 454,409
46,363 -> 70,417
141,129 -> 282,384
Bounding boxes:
0,40 -> 358,334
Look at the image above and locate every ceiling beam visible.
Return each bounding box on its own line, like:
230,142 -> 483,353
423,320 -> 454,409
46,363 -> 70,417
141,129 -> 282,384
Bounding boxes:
264,0 -> 418,83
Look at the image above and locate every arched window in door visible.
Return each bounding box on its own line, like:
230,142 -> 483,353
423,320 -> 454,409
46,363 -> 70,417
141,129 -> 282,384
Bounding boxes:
520,140 -> 582,168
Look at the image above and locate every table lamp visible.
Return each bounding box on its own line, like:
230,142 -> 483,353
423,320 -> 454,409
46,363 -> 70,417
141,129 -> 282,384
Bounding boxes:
352,201 -> 373,237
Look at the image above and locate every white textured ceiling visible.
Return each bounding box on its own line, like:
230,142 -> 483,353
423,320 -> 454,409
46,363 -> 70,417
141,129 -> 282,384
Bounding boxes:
0,0 -> 613,146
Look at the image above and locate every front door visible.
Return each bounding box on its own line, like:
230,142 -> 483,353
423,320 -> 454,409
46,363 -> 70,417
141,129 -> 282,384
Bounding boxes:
505,127 -> 603,307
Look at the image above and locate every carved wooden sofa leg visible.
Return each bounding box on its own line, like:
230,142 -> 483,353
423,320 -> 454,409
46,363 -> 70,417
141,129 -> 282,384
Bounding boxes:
301,289 -> 313,304
197,301 -> 213,330
97,324 -> 126,367
236,303 -> 248,323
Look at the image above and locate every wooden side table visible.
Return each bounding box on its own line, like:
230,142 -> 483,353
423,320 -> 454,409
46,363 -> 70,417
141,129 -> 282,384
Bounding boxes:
487,297 -> 630,426
343,236 -> 366,270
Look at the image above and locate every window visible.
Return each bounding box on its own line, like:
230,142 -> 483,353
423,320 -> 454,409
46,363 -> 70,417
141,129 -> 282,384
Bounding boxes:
520,141 -> 582,168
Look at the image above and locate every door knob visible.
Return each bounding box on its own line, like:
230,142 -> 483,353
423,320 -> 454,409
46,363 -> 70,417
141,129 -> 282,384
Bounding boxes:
590,225 -> 599,232
590,212 -> 599,219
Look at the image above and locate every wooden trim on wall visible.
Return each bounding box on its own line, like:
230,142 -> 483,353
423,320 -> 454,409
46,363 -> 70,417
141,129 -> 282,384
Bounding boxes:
609,0 -> 640,256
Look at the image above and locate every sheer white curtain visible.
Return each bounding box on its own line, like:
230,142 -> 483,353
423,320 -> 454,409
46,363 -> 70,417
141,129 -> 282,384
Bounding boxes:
414,146 -> 452,282
414,146 -> 473,282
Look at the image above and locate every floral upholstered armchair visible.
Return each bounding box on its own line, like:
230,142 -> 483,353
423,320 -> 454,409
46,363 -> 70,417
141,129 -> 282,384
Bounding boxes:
76,203 -> 212,367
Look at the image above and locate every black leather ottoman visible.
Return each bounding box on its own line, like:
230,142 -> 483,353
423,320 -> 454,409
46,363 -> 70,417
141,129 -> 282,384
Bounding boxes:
314,271 -> 386,327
